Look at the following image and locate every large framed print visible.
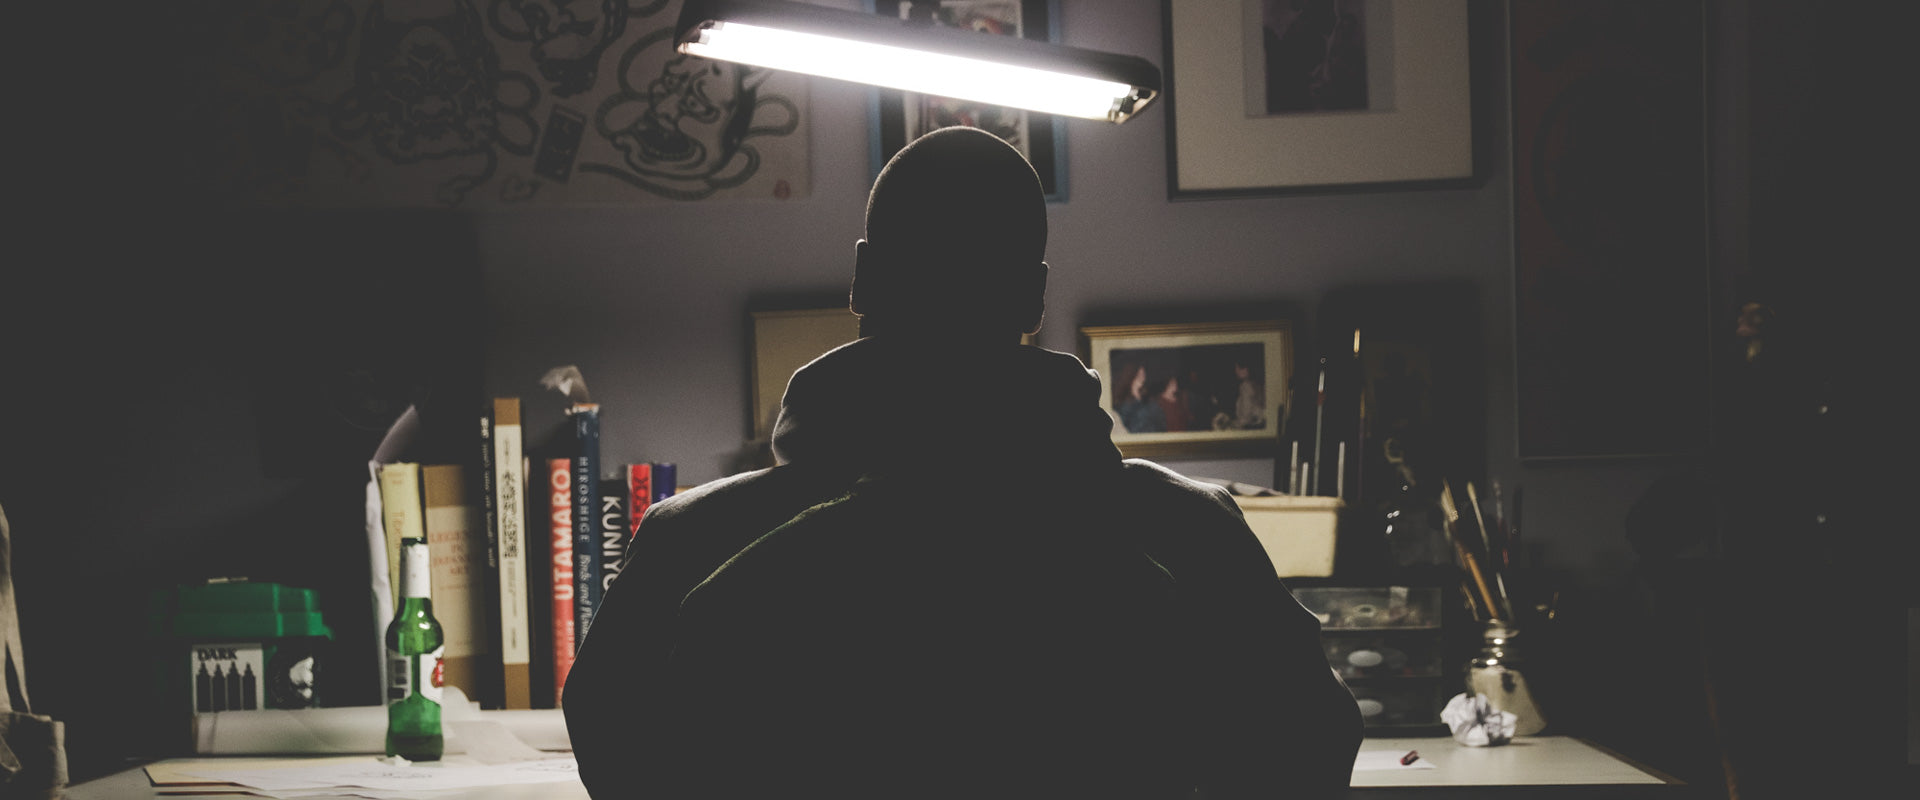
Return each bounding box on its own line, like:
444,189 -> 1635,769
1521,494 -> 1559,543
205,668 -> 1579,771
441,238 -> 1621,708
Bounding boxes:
1510,0 -> 1709,460
868,0 -> 1068,201
1163,0 -> 1476,197
1082,321 -> 1292,460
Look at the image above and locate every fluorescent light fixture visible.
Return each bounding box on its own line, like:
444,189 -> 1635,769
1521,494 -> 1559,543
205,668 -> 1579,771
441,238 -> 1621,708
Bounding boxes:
675,0 -> 1160,123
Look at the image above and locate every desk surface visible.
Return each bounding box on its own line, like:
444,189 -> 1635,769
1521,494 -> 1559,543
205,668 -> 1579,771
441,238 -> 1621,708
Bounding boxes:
68,735 -> 1681,799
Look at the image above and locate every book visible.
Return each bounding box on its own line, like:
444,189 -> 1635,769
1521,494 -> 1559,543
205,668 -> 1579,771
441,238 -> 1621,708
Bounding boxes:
546,457 -> 575,705
651,462 -> 677,503
491,398 -> 532,709
597,477 -> 627,598
422,464 -> 485,703
625,463 -> 653,539
474,409 -> 502,709
569,404 -> 602,643
376,462 -> 424,613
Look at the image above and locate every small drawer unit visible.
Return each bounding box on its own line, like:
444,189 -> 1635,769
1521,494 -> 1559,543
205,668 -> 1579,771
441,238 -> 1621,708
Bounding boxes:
1294,585 -> 1449,734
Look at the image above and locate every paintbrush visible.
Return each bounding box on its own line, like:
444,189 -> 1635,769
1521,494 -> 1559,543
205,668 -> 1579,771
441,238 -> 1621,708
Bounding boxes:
1439,481 -> 1502,622
1490,478 -> 1509,567
1509,483 -> 1523,570
1466,481 -> 1512,619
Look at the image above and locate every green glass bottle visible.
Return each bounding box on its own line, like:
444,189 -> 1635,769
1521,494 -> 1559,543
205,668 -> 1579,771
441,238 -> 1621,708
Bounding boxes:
386,536 -> 445,761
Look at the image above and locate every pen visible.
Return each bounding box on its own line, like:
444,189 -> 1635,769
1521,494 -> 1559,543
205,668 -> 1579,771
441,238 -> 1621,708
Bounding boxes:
1400,750 -> 1420,766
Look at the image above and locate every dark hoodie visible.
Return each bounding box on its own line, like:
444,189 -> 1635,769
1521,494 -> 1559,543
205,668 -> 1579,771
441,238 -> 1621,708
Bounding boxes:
565,338 -> 1361,799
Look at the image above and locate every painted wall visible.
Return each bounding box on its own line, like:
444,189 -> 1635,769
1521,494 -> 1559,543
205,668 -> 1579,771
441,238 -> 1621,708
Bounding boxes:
475,0 -> 1658,586
11,0 -> 1892,787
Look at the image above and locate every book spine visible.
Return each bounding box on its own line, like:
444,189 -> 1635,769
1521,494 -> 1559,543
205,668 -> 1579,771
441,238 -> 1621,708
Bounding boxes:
625,463 -> 653,539
422,464 -> 484,702
377,462 -> 425,613
597,477 -> 627,598
547,458 -> 575,705
475,409 -> 502,709
651,462 -> 677,504
570,404 -> 601,642
492,398 -> 532,709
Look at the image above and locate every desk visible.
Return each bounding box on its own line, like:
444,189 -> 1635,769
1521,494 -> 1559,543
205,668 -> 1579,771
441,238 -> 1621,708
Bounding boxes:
1351,736 -> 1687,798
67,736 -> 1686,799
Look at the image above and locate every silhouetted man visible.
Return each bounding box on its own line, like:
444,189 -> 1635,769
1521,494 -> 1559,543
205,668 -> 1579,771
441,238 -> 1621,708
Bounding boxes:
566,127 -> 1361,799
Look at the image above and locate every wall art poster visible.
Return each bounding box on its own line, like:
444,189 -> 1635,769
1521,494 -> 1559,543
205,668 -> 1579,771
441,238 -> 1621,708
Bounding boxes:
1510,0 -> 1709,459
187,0 -> 809,207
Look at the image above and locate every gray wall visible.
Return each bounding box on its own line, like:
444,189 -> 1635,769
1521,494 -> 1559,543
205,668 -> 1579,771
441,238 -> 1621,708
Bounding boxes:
21,0 -> 1889,786
478,0 -> 1658,591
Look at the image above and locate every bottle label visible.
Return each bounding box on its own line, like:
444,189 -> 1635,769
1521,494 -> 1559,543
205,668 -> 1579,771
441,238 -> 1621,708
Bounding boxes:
387,645 -> 446,706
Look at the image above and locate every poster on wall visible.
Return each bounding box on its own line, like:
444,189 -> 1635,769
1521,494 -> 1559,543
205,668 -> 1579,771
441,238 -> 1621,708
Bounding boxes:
1510,0 -> 1709,459
869,0 -> 1067,201
189,0 -> 809,207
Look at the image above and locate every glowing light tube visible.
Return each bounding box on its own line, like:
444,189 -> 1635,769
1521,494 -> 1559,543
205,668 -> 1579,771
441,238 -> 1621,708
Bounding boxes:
682,21 -> 1136,121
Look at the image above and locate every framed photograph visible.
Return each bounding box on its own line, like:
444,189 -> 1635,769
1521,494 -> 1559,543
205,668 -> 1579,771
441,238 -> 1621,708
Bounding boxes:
1510,0 -> 1708,460
749,308 -> 861,440
868,0 -> 1069,201
1082,320 -> 1292,459
1163,0 -> 1476,197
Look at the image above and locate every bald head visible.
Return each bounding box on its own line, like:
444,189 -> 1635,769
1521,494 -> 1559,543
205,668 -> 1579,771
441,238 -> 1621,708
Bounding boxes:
852,127 -> 1049,341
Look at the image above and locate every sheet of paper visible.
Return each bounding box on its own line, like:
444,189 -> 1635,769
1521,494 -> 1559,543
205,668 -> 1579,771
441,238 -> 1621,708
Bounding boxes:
150,756 -> 373,787
174,755 -> 579,793
1353,749 -> 1439,771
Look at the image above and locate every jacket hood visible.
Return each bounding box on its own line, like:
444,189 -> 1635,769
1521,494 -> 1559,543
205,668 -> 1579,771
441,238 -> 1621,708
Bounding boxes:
770,336 -> 1122,475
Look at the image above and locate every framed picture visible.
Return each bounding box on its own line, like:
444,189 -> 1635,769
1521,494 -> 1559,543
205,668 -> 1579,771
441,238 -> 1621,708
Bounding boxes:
749,308 -> 861,440
867,0 -> 1069,201
1082,320 -> 1292,459
1163,0 -> 1477,197
1510,0 -> 1708,460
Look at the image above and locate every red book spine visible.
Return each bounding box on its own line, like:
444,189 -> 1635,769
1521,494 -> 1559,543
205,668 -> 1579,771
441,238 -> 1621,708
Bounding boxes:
547,458 -> 575,704
626,464 -> 653,540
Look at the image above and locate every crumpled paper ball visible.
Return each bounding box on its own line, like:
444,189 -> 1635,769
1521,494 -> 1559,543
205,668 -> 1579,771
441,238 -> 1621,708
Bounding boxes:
1442,692 -> 1517,746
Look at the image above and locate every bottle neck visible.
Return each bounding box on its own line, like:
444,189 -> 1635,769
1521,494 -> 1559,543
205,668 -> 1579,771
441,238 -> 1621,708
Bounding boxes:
399,539 -> 432,600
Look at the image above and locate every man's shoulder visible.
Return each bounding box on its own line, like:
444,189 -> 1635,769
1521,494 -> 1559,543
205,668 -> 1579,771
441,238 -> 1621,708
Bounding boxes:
644,465 -> 852,530
1116,458 -> 1243,515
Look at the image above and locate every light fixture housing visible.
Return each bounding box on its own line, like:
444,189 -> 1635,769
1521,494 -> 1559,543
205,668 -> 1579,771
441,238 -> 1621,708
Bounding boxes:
674,0 -> 1160,124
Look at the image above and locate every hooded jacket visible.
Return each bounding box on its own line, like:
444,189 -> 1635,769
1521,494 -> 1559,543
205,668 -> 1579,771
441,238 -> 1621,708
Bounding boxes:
565,337 -> 1362,799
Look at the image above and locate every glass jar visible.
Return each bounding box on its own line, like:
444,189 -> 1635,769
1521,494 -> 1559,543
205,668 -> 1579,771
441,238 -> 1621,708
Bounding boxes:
1465,619 -> 1546,736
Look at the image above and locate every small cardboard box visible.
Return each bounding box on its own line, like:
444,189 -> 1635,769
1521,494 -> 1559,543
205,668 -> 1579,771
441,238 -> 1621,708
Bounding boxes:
1233,495 -> 1343,578
147,580 -> 333,715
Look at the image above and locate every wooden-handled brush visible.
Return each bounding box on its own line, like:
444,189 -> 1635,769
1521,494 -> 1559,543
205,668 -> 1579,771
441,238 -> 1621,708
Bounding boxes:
1439,481 -> 1503,621
1465,481 -> 1513,620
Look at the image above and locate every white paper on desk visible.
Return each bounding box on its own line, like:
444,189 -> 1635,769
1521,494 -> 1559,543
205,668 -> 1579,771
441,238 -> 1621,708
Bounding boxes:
1352,750 -> 1439,771
181,755 -> 578,793
193,686 -> 571,757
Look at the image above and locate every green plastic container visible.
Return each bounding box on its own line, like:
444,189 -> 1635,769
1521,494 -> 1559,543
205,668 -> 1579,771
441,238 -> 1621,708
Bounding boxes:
147,579 -> 334,715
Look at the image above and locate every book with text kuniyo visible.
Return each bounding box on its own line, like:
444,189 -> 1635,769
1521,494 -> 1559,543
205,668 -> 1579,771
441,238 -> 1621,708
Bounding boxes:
597,476 -> 627,601
491,398 -> 532,709
376,462 -> 424,613
546,457 -> 575,704
422,463 -> 486,703
569,404 -> 601,643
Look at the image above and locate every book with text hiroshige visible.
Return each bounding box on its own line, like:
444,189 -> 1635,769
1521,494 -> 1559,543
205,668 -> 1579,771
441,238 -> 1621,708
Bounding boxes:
569,404 -> 601,644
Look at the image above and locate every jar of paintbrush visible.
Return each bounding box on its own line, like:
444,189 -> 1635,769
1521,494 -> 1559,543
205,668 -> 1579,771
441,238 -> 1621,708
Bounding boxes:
1439,480 -> 1547,737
